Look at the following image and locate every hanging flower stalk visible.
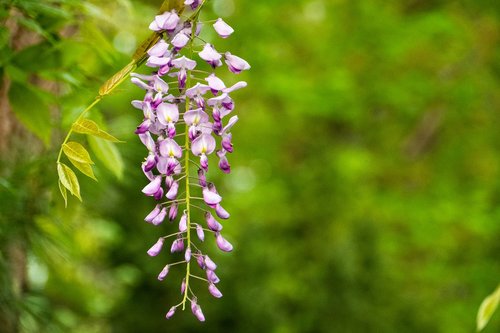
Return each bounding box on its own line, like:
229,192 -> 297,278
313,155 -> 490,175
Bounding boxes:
131,0 -> 249,321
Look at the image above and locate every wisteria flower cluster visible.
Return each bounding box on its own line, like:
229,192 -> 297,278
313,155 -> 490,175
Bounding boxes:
130,1 -> 249,321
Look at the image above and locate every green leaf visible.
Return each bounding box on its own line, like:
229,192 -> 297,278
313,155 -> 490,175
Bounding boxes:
58,180 -> 67,208
87,136 -> 124,179
72,119 -> 122,142
57,163 -> 81,201
62,141 -> 94,165
68,158 -> 97,181
8,82 -> 52,147
477,284 -> 500,331
72,119 -> 100,135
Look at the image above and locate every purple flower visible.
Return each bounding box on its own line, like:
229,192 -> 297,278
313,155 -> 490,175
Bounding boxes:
224,52 -> 251,74
170,237 -> 185,253
216,233 -> 233,252
158,265 -> 170,281
152,207 -> 167,225
166,306 -> 176,319
184,0 -> 200,9
215,204 -> 230,219
149,10 -> 180,32
205,212 -> 223,231
191,300 -> 205,322
199,43 -> 222,68
171,56 -> 197,89
142,153 -> 157,172
208,283 -> 223,298
147,238 -> 165,256
192,134 -> 216,156
172,32 -> 190,51
148,39 -> 170,57
213,18 -> 234,38
217,150 -> 231,174
133,2 -> 249,320
156,103 -> 179,126
206,269 -> 220,284
142,176 -> 162,196
203,187 -> 222,205
204,255 -> 217,271
159,138 -> 182,158
186,83 -> 211,109
145,205 -> 161,223
166,181 -> 179,200
169,203 -> 178,221
196,224 -> 205,242
179,213 -> 187,232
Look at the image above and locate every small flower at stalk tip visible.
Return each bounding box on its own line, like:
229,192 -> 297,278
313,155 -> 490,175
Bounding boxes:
206,269 -> 220,284
224,52 -> 251,74
142,176 -> 162,196
181,278 -> 186,294
158,264 -> 170,281
171,237 -> 185,253
148,39 -> 169,57
179,213 -> 187,232
145,205 -> 161,223
185,247 -> 192,262
198,168 -> 207,187
152,207 -> 167,226
205,212 -> 223,232
204,255 -> 217,271
196,224 -> 205,242
215,203 -> 230,219
147,238 -> 165,256
208,283 -> 223,298
217,150 -> 231,174
166,306 -> 176,319
184,0 -> 200,10
149,10 -> 180,32
172,32 -> 190,51
199,43 -> 222,68
213,18 -> 234,39
203,187 -> 222,206
191,300 -> 206,322
169,203 -> 178,221
216,233 -> 233,252
166,181 -> 179,200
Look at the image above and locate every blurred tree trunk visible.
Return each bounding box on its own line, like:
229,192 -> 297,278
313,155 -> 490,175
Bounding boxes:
0,9 -> 44,333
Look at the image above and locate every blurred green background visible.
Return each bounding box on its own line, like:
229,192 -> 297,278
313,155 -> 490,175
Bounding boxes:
1,0 -> 500,332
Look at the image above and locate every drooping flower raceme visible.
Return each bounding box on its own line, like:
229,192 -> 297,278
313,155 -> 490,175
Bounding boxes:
131,2 -> 249,322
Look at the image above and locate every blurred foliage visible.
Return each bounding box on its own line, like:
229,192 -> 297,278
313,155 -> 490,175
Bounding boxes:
1,0 -> 500,332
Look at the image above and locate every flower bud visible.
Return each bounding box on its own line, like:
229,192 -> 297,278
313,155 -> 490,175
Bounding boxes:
158,264 -> 170,281
147,238 -> 165,257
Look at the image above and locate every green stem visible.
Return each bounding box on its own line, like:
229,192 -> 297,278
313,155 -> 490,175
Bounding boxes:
180,0 -> 207,310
